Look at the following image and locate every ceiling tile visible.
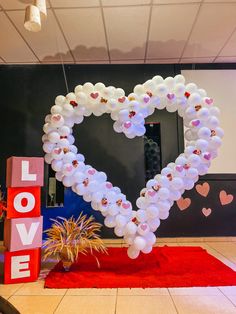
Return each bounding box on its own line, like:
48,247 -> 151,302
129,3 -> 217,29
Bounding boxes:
147,4 -> 199,59
0,0 -> 50,10
8,9 -> 73,62
55,8 -> 108,61
180,57 -> 214,63
204,0 -> 236,2
219,31 -> 236,57
154,0 -> 201,3
104,6 -> 150,60
146,58 -> 179,64
111,60 -> 144,64
102,0 -> 151,6
76,60 -> 109,64
183,3 -> 236,58
42,60 -> 73,63
0,12 -> 38,62
50,0 -> 99,8
214,56 -> 236,63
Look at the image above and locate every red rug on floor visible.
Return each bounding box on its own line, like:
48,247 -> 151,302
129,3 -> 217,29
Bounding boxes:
44,246 -> 236,288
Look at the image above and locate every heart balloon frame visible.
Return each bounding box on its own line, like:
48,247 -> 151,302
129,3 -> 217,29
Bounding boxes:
42,74 -> 223,259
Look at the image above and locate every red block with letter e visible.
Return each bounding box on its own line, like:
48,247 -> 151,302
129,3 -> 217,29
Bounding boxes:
4,156 -> 44,284
4,248 -> 41,284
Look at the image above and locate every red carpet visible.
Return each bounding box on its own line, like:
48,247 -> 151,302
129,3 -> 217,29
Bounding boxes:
44,246 -> 236,288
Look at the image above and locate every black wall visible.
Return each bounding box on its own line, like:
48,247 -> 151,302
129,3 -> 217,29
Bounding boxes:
0,64 -> 184,239
1,63 -> 236,239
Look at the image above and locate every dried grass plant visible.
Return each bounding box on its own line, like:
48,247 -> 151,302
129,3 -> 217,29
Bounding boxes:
43,213 -> 107,270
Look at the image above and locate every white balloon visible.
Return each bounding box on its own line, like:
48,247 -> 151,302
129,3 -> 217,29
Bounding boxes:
62,176 -> 74,187
104,215 -> 116,228
51,160 -> 63,172
127,246 -> 140,259
145,218 -> 159,233
146,205 -> 159,219
136,209 -> 147,223
44,153 -> 53,164
159,210 -> 169,220
198,127 -> 211,139
141,245 -> 152,254
174,74 -> 185,84
125,222 -> 138,235
83,82 -> 94,93
133,236 -> 146,250
171,177 -> 184,190
196,139 -> 209,151
115,214 -> 127,228
136,196 -> 147,209
43,141 -> 55,153
145,232 -> 157,246
114,226 -> 125,237
158,188 -> 170,200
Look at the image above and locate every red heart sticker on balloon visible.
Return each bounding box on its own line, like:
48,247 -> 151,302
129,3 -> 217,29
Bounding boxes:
140,224 -> 148,231
52,114 -> 61,121
122,202 -> 130,209
90,92 -> 99,99
167,93 -> 175,100
54,148 -> 62,155
148,190 -> 156,197
88,169 -> 96,175
118,96 -> 126,103
205,98 -> 213,105
106,182 -> 113,189
176,165 -> 183,172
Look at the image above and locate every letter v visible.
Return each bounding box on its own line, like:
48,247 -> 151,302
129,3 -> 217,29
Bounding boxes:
16,222 -> 40,245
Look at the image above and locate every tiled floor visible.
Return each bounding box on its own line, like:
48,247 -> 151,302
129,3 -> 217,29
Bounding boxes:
2,238 -> 236,314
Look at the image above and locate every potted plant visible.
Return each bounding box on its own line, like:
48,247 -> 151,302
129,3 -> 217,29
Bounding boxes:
43,213 -> 107,271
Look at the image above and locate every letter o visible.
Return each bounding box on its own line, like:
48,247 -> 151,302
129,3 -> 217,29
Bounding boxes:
13,192 -> 35,213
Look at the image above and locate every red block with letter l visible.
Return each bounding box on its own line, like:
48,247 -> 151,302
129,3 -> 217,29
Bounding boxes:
6,186 -> 41,219
4,248 -> 41,284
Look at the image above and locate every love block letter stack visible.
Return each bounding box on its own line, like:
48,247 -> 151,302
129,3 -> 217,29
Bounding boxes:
4,157 -> 44,284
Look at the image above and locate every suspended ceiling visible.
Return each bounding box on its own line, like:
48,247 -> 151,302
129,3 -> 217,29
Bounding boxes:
0,0 -> 236,64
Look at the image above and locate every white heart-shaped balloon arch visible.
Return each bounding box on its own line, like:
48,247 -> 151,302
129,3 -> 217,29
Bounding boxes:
42,74 -> 223,259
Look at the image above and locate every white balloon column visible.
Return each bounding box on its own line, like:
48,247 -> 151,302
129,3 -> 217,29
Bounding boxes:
42,75 -> 223,259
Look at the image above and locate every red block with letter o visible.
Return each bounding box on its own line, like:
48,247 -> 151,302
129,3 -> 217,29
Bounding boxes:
4,248 -> 41,284
7,186 -> 41,219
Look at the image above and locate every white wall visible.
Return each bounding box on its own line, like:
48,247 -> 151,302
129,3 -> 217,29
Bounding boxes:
181,69 -> 236,174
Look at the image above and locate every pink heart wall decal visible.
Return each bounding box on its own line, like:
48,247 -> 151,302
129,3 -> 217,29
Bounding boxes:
219,190 -> 234,205
176,197 -> 191,211
195,182 -> 210,197
202,207 -> 212,217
